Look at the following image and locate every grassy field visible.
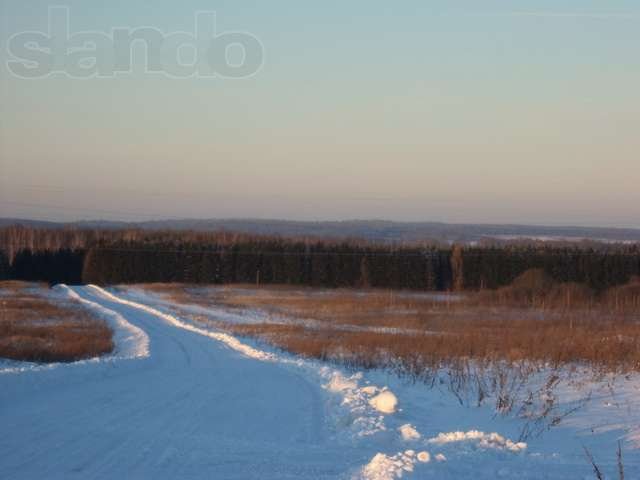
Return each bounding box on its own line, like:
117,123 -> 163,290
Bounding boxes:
0,282 -> 113,362
143,270 -> 640,374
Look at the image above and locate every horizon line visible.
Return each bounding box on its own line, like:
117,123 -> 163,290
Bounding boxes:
2,216 -> 640,232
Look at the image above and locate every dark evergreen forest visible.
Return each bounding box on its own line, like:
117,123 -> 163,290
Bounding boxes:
1,226 -> 638,291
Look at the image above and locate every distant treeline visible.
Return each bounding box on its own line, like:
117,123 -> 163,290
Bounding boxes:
1,226 -> 639,291
81,241 -> 453,290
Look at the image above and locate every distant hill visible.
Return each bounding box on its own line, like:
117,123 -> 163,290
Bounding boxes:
2,218 -> 640,245
0,218 -> 64,229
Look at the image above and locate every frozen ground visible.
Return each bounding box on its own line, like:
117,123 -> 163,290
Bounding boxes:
1,285 -> 639,479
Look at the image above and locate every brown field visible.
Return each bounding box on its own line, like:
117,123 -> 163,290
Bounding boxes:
0,281 -> 114,363
142,271 -> 640,373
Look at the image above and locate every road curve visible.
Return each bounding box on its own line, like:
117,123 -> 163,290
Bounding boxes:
0,286 -> 357,480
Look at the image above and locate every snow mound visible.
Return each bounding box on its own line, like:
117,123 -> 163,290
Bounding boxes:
325,371 -> 360,392
428,430 -> 527,452
399,424 -> 421,441
320,370 -> 388,437
416,451 -> 431,463
369,390 -> 398,414
361,450 -> 419,480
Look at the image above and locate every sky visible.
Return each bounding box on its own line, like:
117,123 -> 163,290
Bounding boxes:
1,0 -> 639,227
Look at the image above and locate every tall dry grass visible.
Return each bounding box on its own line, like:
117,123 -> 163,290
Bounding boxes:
0,282 -> 113,362
143,271 -> 640,373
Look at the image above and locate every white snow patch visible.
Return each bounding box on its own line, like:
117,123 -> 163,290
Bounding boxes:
428,430 -> 527,452
369,390 -> 398,414
325,371 -> 360,393
0,360 -> 58,375
320,369 -> 387,437
398,424 -> 421,441
361,450 -> 419,480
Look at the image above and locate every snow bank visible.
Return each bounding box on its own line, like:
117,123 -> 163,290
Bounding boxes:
369,390 -> 398,414
87,285 -> 274,362
54,285 -> 149,360
428,430 -> 527,452
360,430 -> 523,478
0,360 -> 59,375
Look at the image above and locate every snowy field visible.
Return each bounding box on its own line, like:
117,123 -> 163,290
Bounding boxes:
2,285 -> 640,479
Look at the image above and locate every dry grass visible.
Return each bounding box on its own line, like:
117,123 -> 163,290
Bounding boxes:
141,274 -> 640,373
149,283 -> 462,330
604,277 -> 640,312
0,281 -> 113,362
224,312 -> 640,373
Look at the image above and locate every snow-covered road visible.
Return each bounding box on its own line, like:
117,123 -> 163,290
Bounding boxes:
2,285 -> 639,479
0,286 -> 360,479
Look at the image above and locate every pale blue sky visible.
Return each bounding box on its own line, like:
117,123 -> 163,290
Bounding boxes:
1,1 -> 639,226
